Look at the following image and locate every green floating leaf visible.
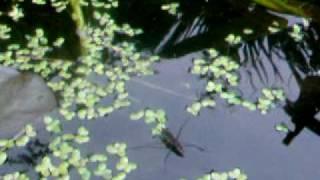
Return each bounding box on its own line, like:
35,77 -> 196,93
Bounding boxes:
275,122 -> 289,133
187,102 -> 202,116
144,109 -> 156,123
94,163 -> 112,178
228,168 -> 241,178
116,157 -> 129,171
90,154 -> 107,162
124,163 -> 137,173
0,152 -> 7,165
106,145 -> 117,154
75,136 -> 90,144
78,126 -> 89,136
201,98 -> 216,107
25,124 -> 36,137
212,172 -> 228,180
0,139 -> 9,147
15,136 -> 30,147
78,167 -> 91,180
208,48 -> 218,57
130,110 -> 145,120
98,106 -> 114,117
112,172 -> 126,180
206,81 -> 215,92
243,28 -> 253,35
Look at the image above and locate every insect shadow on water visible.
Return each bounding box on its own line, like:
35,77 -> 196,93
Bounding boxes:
131,118 -> 206,165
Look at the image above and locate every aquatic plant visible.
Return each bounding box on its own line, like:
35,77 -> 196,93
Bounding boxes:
0,0 -> 156,178
196,168 -> 247,180
0,0 -> 296,179
130,108 -> 167,136
275,122 -> 289,133
161,2 -> 180,16
188,46 -> 285,116
0,124 -> 36,166
288,24 -> 304,42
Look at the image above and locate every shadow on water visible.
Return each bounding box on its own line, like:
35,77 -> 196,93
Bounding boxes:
113,1 -> 320,178
284,76 -> 320,145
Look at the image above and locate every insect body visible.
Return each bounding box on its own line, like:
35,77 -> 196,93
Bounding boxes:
159,128 -> 184,157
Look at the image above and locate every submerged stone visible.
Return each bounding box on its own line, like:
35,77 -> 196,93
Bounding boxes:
0,66 -> 57,138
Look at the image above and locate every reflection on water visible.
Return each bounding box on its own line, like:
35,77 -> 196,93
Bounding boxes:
114,2 -> 320,178
2,1 -> 320,179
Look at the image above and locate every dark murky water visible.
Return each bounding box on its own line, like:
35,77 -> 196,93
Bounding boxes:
95,53 -> 319,180
2,1 -> 320,179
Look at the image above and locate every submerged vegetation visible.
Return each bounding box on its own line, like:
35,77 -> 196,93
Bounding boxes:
1,0 -> 320,179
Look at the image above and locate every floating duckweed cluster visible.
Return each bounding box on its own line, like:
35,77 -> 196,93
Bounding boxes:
8,4 -> 24,22
196,168 -> 247,180
0,0 -> 292,179
50,1 -> 159,121
130,108 -> 167,136
0,0 -> 160,178
257,88 -> 285,114
0,124 -> 36,166
268,21 -> 281,33
243,28 -> 254,35
107,143 -> 137,178
288,24 -> 304,42
34,116 -> 136,180
1,0 -> 159,122
188,48 -> 285,116
225,34 -> 242,45
275,122 -> 289,133
2,172 -> 29,180
0,24 -> 11,40
161,2 -> 180,16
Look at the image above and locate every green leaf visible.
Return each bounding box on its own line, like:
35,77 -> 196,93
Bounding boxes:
15,136 -> 30,147
130,110 -> 145,120
206,81 -> 215,92
78,167 -> 91,180
201,98 -> 216,107
187,102 -> 202,116
90,154 -> 107,162
0,139 -> 9,147
78,127 -> 89,136
0,152 -> 7,165
25,124 -> 36,137
228,168 -> 241,178
275,122 -> 289,133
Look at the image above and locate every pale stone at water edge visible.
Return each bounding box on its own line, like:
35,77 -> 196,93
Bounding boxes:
0,66 -> 57,138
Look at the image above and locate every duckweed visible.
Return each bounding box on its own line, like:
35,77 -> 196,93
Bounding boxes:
130,108 -> 167,136
188,47 -> 285,116
0,0 -> 291,179
161,2 -> 180,16
197,168 -> 247,180
275,122 -> 290,133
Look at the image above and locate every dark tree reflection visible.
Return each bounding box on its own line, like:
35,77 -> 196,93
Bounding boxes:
283,76 -> 320,145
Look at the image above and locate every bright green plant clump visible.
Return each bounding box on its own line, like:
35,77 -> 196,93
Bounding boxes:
275,122 -> 289,133
188,46 -> 285,116
130,108 -> 167,136
161,2 -> 180,15
268,21 -> 281,33
0,124 -> 36,166
0,0 -> 159,122
288,24 -> 304,42
225,34 -> 242,45
0,0 -> 154,178
0,1 -> 289,179
197,168 -> 248,180
35,116 -> 136,179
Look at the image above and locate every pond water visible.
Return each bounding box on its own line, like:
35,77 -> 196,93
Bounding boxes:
1,1 -> 320,179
